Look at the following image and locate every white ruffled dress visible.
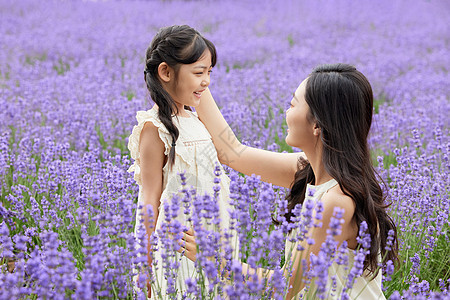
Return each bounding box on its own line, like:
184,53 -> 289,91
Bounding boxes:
128,107 -> 238,298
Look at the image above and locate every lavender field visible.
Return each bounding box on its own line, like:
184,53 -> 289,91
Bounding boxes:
1,0 -> 449,299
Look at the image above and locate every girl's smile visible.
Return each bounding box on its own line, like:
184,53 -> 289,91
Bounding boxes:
194,89 -> 206,98
166,50 -> 212,113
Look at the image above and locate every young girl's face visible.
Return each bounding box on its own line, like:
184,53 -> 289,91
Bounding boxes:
169,50 -> 212,109
285,78 -> 316,149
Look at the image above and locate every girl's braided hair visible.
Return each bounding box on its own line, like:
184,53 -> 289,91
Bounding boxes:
144,25 -> 217,167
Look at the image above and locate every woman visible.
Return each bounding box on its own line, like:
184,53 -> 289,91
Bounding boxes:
181,63 -> 399,299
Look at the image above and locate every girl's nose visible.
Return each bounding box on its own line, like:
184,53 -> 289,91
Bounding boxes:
201,77 -> 210,87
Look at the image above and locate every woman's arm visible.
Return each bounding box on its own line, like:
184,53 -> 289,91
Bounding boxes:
197,88 -> 303,188
139,122 -> 165,296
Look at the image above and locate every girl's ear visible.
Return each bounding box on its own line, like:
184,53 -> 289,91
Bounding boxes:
157,62 -> 172,83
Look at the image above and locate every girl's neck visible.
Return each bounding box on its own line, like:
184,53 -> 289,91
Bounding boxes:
153,103 -> 191,118
174,103 -> 190,118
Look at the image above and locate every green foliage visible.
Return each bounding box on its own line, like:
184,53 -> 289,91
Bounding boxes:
374,94 -> 389,114
383,216 -> 450,297
25,53 -> 48,66
287,34 -> 294,47
274,108 -> 293,153
274,124 -> 293,153
121,89 -> 135,101
53,57 -> 70,75
95,124 -> 129,159
371,148 -> 398,169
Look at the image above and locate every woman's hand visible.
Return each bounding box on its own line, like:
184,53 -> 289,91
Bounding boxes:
177,228 -> 198,262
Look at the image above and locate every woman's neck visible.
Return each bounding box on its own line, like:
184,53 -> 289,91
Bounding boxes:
303,146 -> 333,186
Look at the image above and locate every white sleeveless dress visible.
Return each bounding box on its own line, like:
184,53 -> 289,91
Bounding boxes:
285,179 -> 386,300
128,107 -> 238,298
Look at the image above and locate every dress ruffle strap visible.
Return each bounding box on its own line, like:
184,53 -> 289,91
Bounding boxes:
127,109 -> 171,185
127,108 -> 196,185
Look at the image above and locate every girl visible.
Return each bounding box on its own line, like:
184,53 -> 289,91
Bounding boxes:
181,64 -> 399,299
127,25 -> 238,298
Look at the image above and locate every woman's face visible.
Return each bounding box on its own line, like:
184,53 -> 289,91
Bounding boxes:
285,78 -> 317,149
168,50 -> 212,108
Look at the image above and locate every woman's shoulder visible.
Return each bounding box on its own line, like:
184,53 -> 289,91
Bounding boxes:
321,184 -> 359,244
321,185 -> 355,219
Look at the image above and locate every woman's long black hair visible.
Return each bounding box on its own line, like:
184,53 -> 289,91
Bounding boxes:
144,25 -> 217,167
283,63 -> 399,276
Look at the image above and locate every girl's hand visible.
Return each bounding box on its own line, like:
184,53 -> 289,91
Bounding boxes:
136,274 -> 152,298
177,228 -> 197,262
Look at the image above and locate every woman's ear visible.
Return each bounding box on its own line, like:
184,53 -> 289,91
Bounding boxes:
157,62 -> 172,83
313,123 -> 321,136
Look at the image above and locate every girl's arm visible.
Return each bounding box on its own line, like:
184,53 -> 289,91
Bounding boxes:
139,122 -> 165,295
197,88 -> 303,188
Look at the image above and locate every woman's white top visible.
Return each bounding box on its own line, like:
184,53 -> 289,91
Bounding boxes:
285,179 -> 386,300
